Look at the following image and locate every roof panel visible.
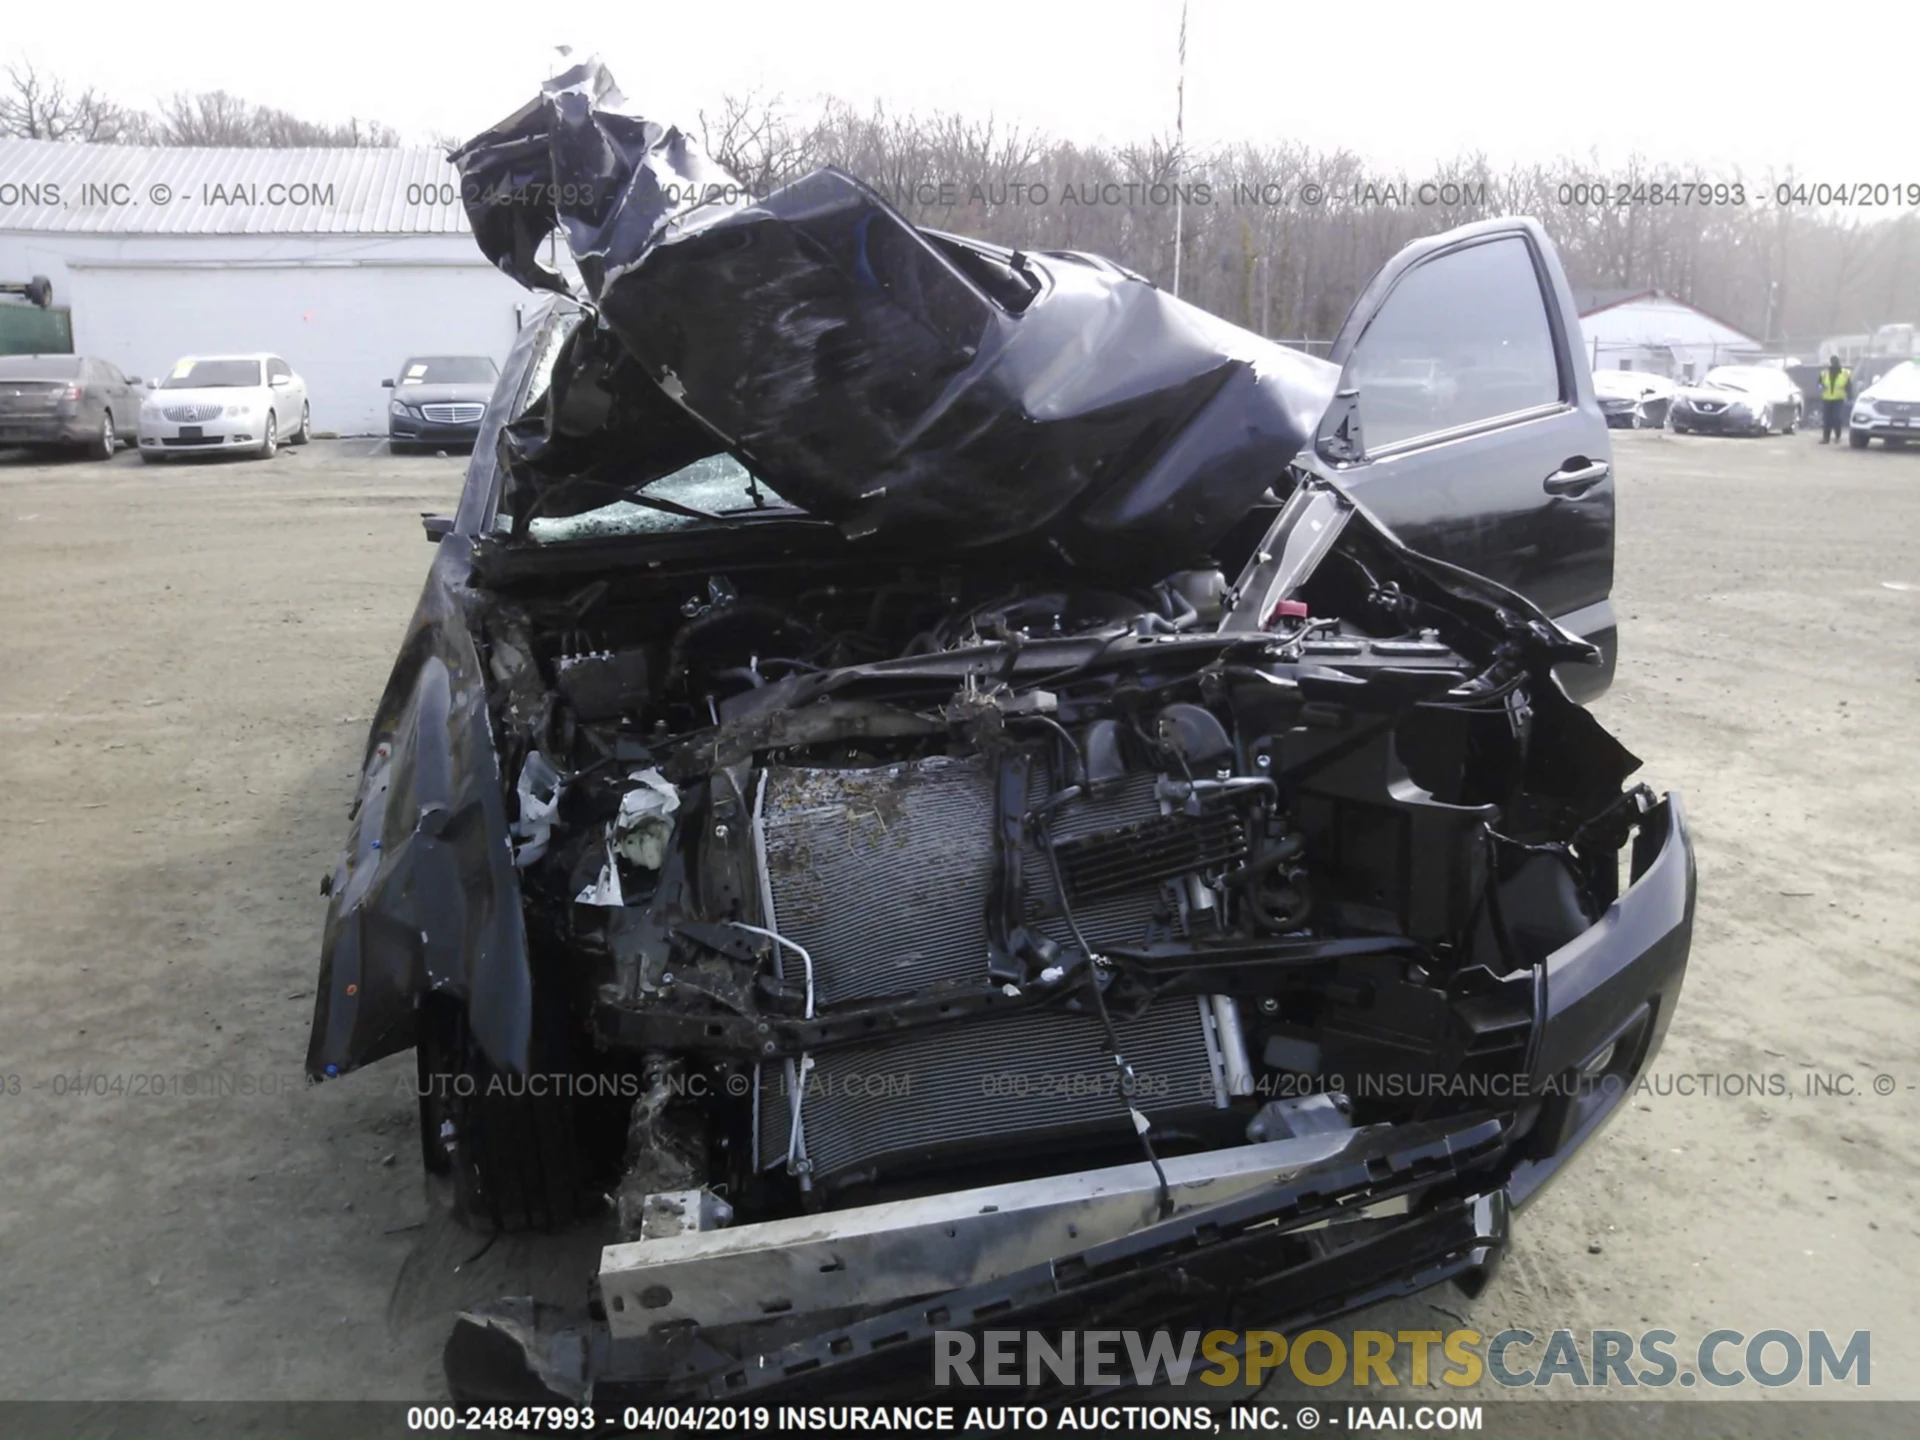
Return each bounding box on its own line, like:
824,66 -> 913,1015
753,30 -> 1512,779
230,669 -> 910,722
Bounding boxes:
0,139 -> 474,235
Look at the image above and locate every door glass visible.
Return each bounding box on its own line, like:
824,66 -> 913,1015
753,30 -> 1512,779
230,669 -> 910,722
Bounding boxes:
1347,237 -> 1562,450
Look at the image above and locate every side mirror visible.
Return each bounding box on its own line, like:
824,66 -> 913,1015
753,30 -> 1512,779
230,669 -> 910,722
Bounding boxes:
381,378 -> 395,388
421,513 -> 456,543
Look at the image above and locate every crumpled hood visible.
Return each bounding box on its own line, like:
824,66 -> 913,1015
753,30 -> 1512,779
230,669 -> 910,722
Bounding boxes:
450,59 -> 1337,567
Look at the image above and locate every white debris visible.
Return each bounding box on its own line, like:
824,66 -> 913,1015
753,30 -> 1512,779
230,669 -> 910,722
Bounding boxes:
613,768 -> 680,870
511,751 -> 564,867
575,831 -> 625,907
576,769 -> 681,907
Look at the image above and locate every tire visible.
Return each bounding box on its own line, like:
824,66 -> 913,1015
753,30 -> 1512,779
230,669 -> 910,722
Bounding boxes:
389,437 -> 412,456
258,411 -> 278,460
87,411 -> 116,460
290,403 -> 311,445
415,996 -> 603,1234
140,449 -> 166,464
1849,430 -> 1871,449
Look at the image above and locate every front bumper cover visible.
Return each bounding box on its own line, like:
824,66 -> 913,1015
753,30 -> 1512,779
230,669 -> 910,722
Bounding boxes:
1850,412 -> 1920,437
1672,404 -> 1761,432
445,795 -> 1694,1407
138,419 -> 260,449
389,415 -> 484,444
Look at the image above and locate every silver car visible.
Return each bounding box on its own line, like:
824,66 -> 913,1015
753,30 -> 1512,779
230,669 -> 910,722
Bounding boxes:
1848,359 -> 1920,448
137,353 -> 311,462
1592,368 -> 1677,429
1669,365 -> 1803,436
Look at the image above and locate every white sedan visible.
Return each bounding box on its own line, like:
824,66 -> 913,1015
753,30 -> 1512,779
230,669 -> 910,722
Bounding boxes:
138,353 -> 311,462
1592,369 -> 1677,429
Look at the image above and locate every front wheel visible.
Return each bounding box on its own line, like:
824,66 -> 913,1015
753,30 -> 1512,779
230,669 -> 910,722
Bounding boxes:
140,449 -> 166,465
290,402 -> 311,445
1849,429 -> 1871,449
86,411 -> 116,460
257,411 -> 277,459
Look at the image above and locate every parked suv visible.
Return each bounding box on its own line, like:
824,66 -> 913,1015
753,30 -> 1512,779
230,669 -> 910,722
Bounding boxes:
1848,359 -> 1920,447
138,353 -> 310,462
310,64 -> 1692,1409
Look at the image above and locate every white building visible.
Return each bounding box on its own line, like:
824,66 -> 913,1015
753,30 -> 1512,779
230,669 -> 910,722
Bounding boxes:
0,140 -> 536,434
1575,288 -> 1763,382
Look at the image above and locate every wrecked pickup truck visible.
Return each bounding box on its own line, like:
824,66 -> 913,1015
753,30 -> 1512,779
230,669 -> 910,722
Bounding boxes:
306,61 -> 1694,1406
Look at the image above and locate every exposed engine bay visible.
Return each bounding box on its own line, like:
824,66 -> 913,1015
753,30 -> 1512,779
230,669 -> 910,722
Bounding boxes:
303,60 -> 1695,1405
454,476 -> 1646,1237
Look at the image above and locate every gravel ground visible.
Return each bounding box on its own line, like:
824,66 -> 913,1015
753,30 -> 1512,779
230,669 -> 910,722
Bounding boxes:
0,431 -> 1914,1408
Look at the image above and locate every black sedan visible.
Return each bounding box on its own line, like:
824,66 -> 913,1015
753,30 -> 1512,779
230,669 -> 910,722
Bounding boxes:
1670,365 -> 1803,435
0,354 -> 145,459
383,355 -> 500,453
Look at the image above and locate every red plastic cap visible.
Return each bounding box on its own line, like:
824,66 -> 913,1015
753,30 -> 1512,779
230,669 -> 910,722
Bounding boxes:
1266,598 -> 1311,625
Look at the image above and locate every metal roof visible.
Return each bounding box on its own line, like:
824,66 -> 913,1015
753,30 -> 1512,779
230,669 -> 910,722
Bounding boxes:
0,139 -> 473,236
1573,287 -> 1657,316
1575,286 -> 1761,344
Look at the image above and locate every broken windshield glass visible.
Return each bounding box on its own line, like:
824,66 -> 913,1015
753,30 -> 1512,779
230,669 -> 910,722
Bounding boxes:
527,456 -> 787,542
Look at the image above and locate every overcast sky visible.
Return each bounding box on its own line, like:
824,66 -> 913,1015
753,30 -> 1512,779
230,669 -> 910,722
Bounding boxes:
6,0 -> 1916,178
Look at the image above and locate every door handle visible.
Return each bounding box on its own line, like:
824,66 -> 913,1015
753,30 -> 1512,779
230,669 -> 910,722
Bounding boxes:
1544,459 -> 1609,496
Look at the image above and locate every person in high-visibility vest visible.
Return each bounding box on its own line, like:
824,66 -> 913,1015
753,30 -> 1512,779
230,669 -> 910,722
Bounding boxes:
1819,356 -> 1853,443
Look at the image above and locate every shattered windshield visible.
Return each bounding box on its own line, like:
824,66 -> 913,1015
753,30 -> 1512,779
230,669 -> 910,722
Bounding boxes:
526,455 -> 789,542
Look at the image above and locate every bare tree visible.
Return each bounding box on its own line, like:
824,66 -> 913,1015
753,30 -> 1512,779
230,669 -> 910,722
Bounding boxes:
0,61 -> 139,142
150,90 -> 397,147
697,92 -> 817,196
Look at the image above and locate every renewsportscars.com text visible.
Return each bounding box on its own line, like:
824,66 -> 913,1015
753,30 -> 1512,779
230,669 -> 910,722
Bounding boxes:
933,1327 -> 1870,1389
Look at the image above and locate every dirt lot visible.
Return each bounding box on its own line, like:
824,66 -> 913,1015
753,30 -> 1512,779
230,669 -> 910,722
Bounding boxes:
0,431 -> 1915,1406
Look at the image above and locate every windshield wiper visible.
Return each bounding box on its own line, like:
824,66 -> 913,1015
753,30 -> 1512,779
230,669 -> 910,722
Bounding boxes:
615,486 -> 732,524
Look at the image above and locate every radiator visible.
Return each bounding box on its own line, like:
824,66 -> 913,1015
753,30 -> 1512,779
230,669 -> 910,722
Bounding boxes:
753,755 -> 1229,1185
757,997 -> 1227,1183
759,756 -> 996,1004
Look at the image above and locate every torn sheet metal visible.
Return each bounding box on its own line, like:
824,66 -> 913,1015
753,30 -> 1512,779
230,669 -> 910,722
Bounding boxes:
451,59 -> 1337,570
306,544 -> 533,1081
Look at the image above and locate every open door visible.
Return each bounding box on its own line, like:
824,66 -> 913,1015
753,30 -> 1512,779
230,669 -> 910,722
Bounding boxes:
1313,219 -> 1616,701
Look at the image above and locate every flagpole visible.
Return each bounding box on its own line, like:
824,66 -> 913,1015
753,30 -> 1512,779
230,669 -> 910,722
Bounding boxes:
1171,0 -> 1188,299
